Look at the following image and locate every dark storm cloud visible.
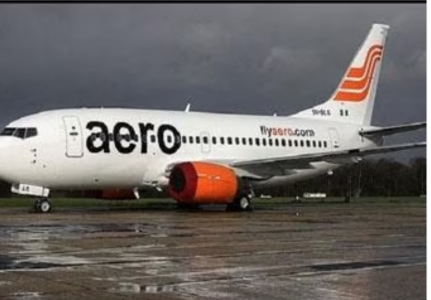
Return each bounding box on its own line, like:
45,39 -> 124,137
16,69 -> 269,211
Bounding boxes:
0,4 -> 426,158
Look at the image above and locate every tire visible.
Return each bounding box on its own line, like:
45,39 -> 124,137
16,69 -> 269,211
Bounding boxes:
34,198 -> 42,212
226,196 -> 253,212
239,196 -> 251,210
35,198 -> 52,213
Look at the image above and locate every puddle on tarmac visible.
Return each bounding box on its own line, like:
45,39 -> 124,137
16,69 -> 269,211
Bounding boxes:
0,253 -> 61,271
309,260 -> 402,272
9,291 -> 42,300
0,223 -> 192,242
110,282 -> 178,294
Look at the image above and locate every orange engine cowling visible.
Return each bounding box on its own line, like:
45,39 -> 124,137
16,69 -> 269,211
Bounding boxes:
168,162 -> 239,204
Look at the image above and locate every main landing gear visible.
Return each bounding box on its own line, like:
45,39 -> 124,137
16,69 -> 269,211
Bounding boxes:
226,195 -> 253,212
34,198 -> 52,213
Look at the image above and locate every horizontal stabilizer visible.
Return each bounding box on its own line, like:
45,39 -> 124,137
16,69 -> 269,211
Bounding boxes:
352,141 -> 426,156
360,121 -> 426,136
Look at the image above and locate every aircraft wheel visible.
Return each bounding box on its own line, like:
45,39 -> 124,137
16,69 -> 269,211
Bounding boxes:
33,198 -> 42,212
34,198 -> 52,213
226,196 -> 253,212
239,196 -> 252,211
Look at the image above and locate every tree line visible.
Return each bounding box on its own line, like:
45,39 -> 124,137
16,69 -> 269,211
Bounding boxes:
257,157 -> 426,198
0,157 -> 426,198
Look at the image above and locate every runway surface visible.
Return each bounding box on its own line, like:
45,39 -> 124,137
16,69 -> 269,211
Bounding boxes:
0,201 -> 425,300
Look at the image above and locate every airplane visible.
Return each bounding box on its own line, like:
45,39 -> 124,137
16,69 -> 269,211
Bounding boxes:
0,23 -> 426,213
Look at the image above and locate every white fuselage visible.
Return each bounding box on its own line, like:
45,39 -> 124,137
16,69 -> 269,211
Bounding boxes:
0,108 -> 378,191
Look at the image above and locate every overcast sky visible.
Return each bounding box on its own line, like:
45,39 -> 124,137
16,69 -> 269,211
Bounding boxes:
0,4 -> 426,160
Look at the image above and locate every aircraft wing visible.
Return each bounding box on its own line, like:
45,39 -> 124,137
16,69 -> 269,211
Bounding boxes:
231,142 -> 426,179
360,121 -> 426,136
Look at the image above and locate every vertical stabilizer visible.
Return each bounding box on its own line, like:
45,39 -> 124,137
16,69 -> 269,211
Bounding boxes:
293,24 -> 390,125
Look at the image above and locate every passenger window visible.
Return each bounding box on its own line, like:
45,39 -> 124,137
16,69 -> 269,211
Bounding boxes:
312,140 -> 316,148
306,140 -> 310,147
275,139 -> 279,147
255,138 -> 260,146
203,136 -> 208,144
235,137 -> 240,145
294,140 -> 298,147
212,136 -> 217,144
249,138 -> 253,146
189,136 -> 194,144
242,137 -> 246,145
288,140 -> 292,147
220,137 -> 225,145
150,135 -> 156,143
182,136 -> 187,144
300,140 -> 304,147
262,139 -> 267,146
167,136 -> 172,143
196,136 -> 200,144
324,141 -> 328,148
318,141 -> 322,148
227,137 -> 232,145
269,139 -> 273,146
281,139 -> 286,147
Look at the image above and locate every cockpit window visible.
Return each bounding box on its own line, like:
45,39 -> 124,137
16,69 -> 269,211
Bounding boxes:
26,128 -> 38,138
0,127 -> 38,139
0,128 -> 16,136
15,128 -> 26,139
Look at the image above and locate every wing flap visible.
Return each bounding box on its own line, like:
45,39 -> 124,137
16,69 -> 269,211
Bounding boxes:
164,142 -> 425,181
231,142 -> 426,177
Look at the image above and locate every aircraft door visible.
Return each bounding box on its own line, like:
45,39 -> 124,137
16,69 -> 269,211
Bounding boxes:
328,128 -> 340,149
63,116 -> 83,157
201,132 -> 211,154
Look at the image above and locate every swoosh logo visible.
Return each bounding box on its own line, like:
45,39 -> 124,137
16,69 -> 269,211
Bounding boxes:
334,44 -> 383,102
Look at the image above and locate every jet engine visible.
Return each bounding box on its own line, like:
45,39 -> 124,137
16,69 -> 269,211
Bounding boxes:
168,162 -> 241,204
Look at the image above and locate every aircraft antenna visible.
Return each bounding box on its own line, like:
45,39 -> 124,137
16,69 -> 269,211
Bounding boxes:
185,103 -> 191,112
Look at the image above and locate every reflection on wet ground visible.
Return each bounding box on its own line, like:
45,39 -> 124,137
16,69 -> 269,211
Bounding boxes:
0,202 -> 425,300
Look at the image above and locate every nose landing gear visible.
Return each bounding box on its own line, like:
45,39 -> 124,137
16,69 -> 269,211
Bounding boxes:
11,183 -> 52,213
34,198 -> 52,213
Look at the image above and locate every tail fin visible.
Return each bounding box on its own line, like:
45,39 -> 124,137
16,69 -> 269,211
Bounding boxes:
293,24 -> 390,125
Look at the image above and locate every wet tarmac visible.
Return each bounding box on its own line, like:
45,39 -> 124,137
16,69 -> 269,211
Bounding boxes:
0,201 -> 425,300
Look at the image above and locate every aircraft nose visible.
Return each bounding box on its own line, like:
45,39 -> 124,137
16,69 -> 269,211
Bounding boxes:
0,140 -> 8,172
0,138 -> 19,182
0,137 -> 9,157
